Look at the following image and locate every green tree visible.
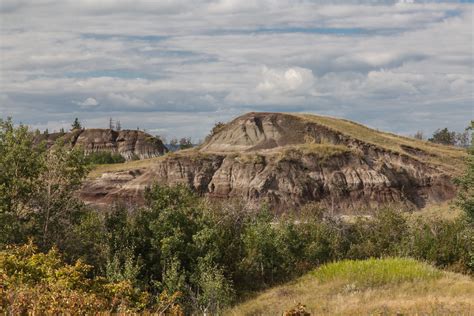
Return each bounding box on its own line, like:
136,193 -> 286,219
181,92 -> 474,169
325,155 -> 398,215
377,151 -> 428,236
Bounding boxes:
0,118 -> 89,250
191,261 -> 234,315
429,128 -> 456,145
455,121 -> 474,221
71,117 -> 82,130
179,137 -> 193,150
0,118 -> 45,245
32,141 -> 89,249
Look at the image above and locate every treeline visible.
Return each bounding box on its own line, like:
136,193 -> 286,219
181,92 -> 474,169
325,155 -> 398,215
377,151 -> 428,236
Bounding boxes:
413,125 -> 472,147
0,117 -> 473,314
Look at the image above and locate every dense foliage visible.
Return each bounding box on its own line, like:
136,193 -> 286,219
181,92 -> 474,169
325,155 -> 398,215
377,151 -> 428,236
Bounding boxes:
85,151 -> 126,165
0,242 -> 183,315
1,118 -> 473,314
455,121 -> 474,222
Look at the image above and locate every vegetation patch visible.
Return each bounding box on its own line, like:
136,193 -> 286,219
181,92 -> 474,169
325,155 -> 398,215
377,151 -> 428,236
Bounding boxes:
87,156 -> 165,178
312,258 -> 441,288
279,143 -> 351,161
85,151 -> 125,165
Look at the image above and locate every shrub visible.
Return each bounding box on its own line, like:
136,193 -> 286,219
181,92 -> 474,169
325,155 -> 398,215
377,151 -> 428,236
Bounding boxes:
85,151 -> 125,165
0,241 -> 183,315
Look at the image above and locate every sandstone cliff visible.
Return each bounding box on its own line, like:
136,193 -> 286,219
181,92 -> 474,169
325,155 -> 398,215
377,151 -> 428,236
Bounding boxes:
81,113 -> 466,212
38,129 -> 168,161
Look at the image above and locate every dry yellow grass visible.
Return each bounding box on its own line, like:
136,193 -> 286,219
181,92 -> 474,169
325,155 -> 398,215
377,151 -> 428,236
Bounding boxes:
228,259 -> 474,316
295,114 -> 467,174
406,201 -> 464,221
278,143 -> 353,161
87,149 -> 216,179
87,156 -> 166,178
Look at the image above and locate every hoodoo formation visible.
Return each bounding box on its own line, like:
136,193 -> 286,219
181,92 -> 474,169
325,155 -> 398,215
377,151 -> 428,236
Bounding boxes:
81,112 -> 466,212
37,128 -> 168,161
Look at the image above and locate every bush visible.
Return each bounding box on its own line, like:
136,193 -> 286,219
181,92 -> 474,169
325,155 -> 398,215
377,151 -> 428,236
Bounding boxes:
85,151 -> 125,165
0,241 -> 183,314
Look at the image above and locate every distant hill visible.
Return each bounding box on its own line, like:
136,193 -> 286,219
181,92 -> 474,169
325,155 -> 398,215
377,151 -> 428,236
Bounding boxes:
36,128 -> 168,161
82,112 -> 466,211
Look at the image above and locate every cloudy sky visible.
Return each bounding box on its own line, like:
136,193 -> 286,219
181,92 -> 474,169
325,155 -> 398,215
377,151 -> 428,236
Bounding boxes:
0,0 -> 472,141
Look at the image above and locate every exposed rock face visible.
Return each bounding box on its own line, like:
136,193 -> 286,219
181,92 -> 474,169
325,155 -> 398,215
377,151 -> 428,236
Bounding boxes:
81,113 -> 465,212
38,129 -> 167,161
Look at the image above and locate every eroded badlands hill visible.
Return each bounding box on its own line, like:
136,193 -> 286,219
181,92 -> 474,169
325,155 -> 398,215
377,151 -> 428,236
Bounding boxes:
81,112 -> 466,212
38,129 -> 167,161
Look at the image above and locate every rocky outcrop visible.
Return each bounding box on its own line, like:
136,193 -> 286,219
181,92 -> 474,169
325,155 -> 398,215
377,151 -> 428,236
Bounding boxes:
38,129 -> 167,161
81,113 -> 465,212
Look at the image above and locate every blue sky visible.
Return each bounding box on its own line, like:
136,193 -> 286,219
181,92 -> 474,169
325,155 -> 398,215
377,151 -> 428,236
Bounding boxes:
0,0 -> 472,141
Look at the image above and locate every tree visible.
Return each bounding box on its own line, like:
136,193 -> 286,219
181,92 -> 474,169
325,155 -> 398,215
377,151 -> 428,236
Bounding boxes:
413,131 -> 424,140
0,118 -> 45,245
170,138 -> 178,147
33,141 -> 89,249
456,130 -> 470,148
71,118 -> 82,130
429,128 -> 456,145
179,137 -> 193,150
0,118 -> 89,249
454,121 -> 474,221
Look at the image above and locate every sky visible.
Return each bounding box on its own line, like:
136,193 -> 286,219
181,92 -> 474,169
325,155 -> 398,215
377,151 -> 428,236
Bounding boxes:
0,0 -> 473,141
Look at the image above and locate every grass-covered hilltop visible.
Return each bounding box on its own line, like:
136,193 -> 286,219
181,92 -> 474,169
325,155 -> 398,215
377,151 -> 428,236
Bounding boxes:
0,115 -> 473,315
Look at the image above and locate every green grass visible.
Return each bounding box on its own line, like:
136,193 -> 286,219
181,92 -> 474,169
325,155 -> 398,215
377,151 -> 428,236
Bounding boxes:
312,258 -> 441,288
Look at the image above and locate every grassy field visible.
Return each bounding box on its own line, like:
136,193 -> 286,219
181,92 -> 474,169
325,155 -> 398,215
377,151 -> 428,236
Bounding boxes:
228,258 -> 474,315
87,155 -> 166,178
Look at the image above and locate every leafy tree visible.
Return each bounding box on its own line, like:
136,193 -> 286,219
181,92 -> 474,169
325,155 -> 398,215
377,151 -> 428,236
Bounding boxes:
455,121 -> 474,221
71,117 -> 82,130
169,138 -> 178,149
0,119 -> 89,250
429,128 -> 456,145
0,118 -> 45,245
413,131 -> 424,140
456,129 -> 471,148
191,261 -> 234,315
179,137 -> 193,150
32,142 -> 89,249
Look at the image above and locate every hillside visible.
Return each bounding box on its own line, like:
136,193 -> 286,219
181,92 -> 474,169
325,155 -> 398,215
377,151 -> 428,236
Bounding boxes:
228,258 -> 474,315
82,112 -> 466,211
37,128 -> 168,161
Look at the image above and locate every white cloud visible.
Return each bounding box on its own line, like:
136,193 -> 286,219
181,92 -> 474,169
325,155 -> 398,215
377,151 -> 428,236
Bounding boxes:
74,97 -> 99,108
0,1 -> 472,139
257,66 -> 316,94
